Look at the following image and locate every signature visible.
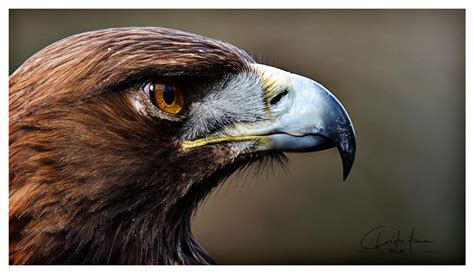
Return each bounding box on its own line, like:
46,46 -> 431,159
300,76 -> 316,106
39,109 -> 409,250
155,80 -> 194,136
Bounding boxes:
359,226 -> 434,254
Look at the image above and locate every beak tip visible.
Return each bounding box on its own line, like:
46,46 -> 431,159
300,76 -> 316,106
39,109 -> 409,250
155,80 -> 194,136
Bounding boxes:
339,144 -> 356,182
342,167 -> 349,182
343,173 -> 349,182
342,167 -> 351,182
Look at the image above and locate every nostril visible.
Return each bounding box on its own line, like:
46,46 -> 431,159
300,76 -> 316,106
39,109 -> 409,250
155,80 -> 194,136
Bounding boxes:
270,90 -> 289,106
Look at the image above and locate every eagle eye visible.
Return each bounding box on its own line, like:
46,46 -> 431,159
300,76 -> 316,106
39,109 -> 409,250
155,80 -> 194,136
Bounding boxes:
143,81 -> 184,115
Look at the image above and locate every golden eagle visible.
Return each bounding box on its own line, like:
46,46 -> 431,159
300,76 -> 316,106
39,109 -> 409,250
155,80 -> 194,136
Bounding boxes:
9,27 -> 356,264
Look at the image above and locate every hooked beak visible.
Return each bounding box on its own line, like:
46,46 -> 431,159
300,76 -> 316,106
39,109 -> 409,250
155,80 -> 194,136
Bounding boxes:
183,64 -> 356,181
263,70 -> 356,180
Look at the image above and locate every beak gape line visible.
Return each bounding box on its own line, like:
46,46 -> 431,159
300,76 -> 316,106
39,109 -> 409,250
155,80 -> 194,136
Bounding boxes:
182,64 -> 356,181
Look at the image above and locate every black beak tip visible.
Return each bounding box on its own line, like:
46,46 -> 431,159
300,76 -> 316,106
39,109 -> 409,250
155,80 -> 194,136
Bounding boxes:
342,162 -> 352,182
339,141 -> 356,182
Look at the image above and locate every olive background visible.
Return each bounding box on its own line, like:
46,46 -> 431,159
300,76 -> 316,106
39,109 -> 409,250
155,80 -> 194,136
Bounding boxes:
9,10 -> 465,264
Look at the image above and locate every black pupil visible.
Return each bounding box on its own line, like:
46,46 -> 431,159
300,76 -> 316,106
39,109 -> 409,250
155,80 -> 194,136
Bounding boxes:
162,85 -> 175,105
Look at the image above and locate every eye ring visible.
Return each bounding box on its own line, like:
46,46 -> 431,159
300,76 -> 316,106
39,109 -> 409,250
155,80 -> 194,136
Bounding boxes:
143,81 -> 185,114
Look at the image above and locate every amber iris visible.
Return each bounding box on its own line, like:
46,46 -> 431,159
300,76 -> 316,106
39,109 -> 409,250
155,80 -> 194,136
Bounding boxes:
145,81 -> 184,114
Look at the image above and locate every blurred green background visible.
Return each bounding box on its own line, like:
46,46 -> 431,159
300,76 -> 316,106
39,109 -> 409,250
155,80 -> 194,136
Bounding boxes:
9,9 -> 465,264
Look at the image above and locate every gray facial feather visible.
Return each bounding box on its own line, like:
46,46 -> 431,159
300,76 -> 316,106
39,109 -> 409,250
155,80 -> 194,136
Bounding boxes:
181,72 -> 266,140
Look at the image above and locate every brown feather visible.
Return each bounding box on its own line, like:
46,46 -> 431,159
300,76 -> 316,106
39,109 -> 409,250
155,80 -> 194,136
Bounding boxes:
9,27 -> 261,264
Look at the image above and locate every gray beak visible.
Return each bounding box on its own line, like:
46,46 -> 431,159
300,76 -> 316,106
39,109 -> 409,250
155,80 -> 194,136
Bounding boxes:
265,73 -> 356,180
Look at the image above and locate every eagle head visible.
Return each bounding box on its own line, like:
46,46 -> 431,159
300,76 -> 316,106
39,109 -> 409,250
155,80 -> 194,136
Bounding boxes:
9,27 -> 356,264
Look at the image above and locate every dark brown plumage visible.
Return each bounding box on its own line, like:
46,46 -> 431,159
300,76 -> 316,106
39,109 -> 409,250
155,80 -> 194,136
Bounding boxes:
10,27 -> 356,265
10,27 -> 260,264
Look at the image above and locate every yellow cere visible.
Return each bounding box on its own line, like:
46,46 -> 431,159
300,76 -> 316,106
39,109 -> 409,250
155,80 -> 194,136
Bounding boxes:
251,64 -> 292,101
